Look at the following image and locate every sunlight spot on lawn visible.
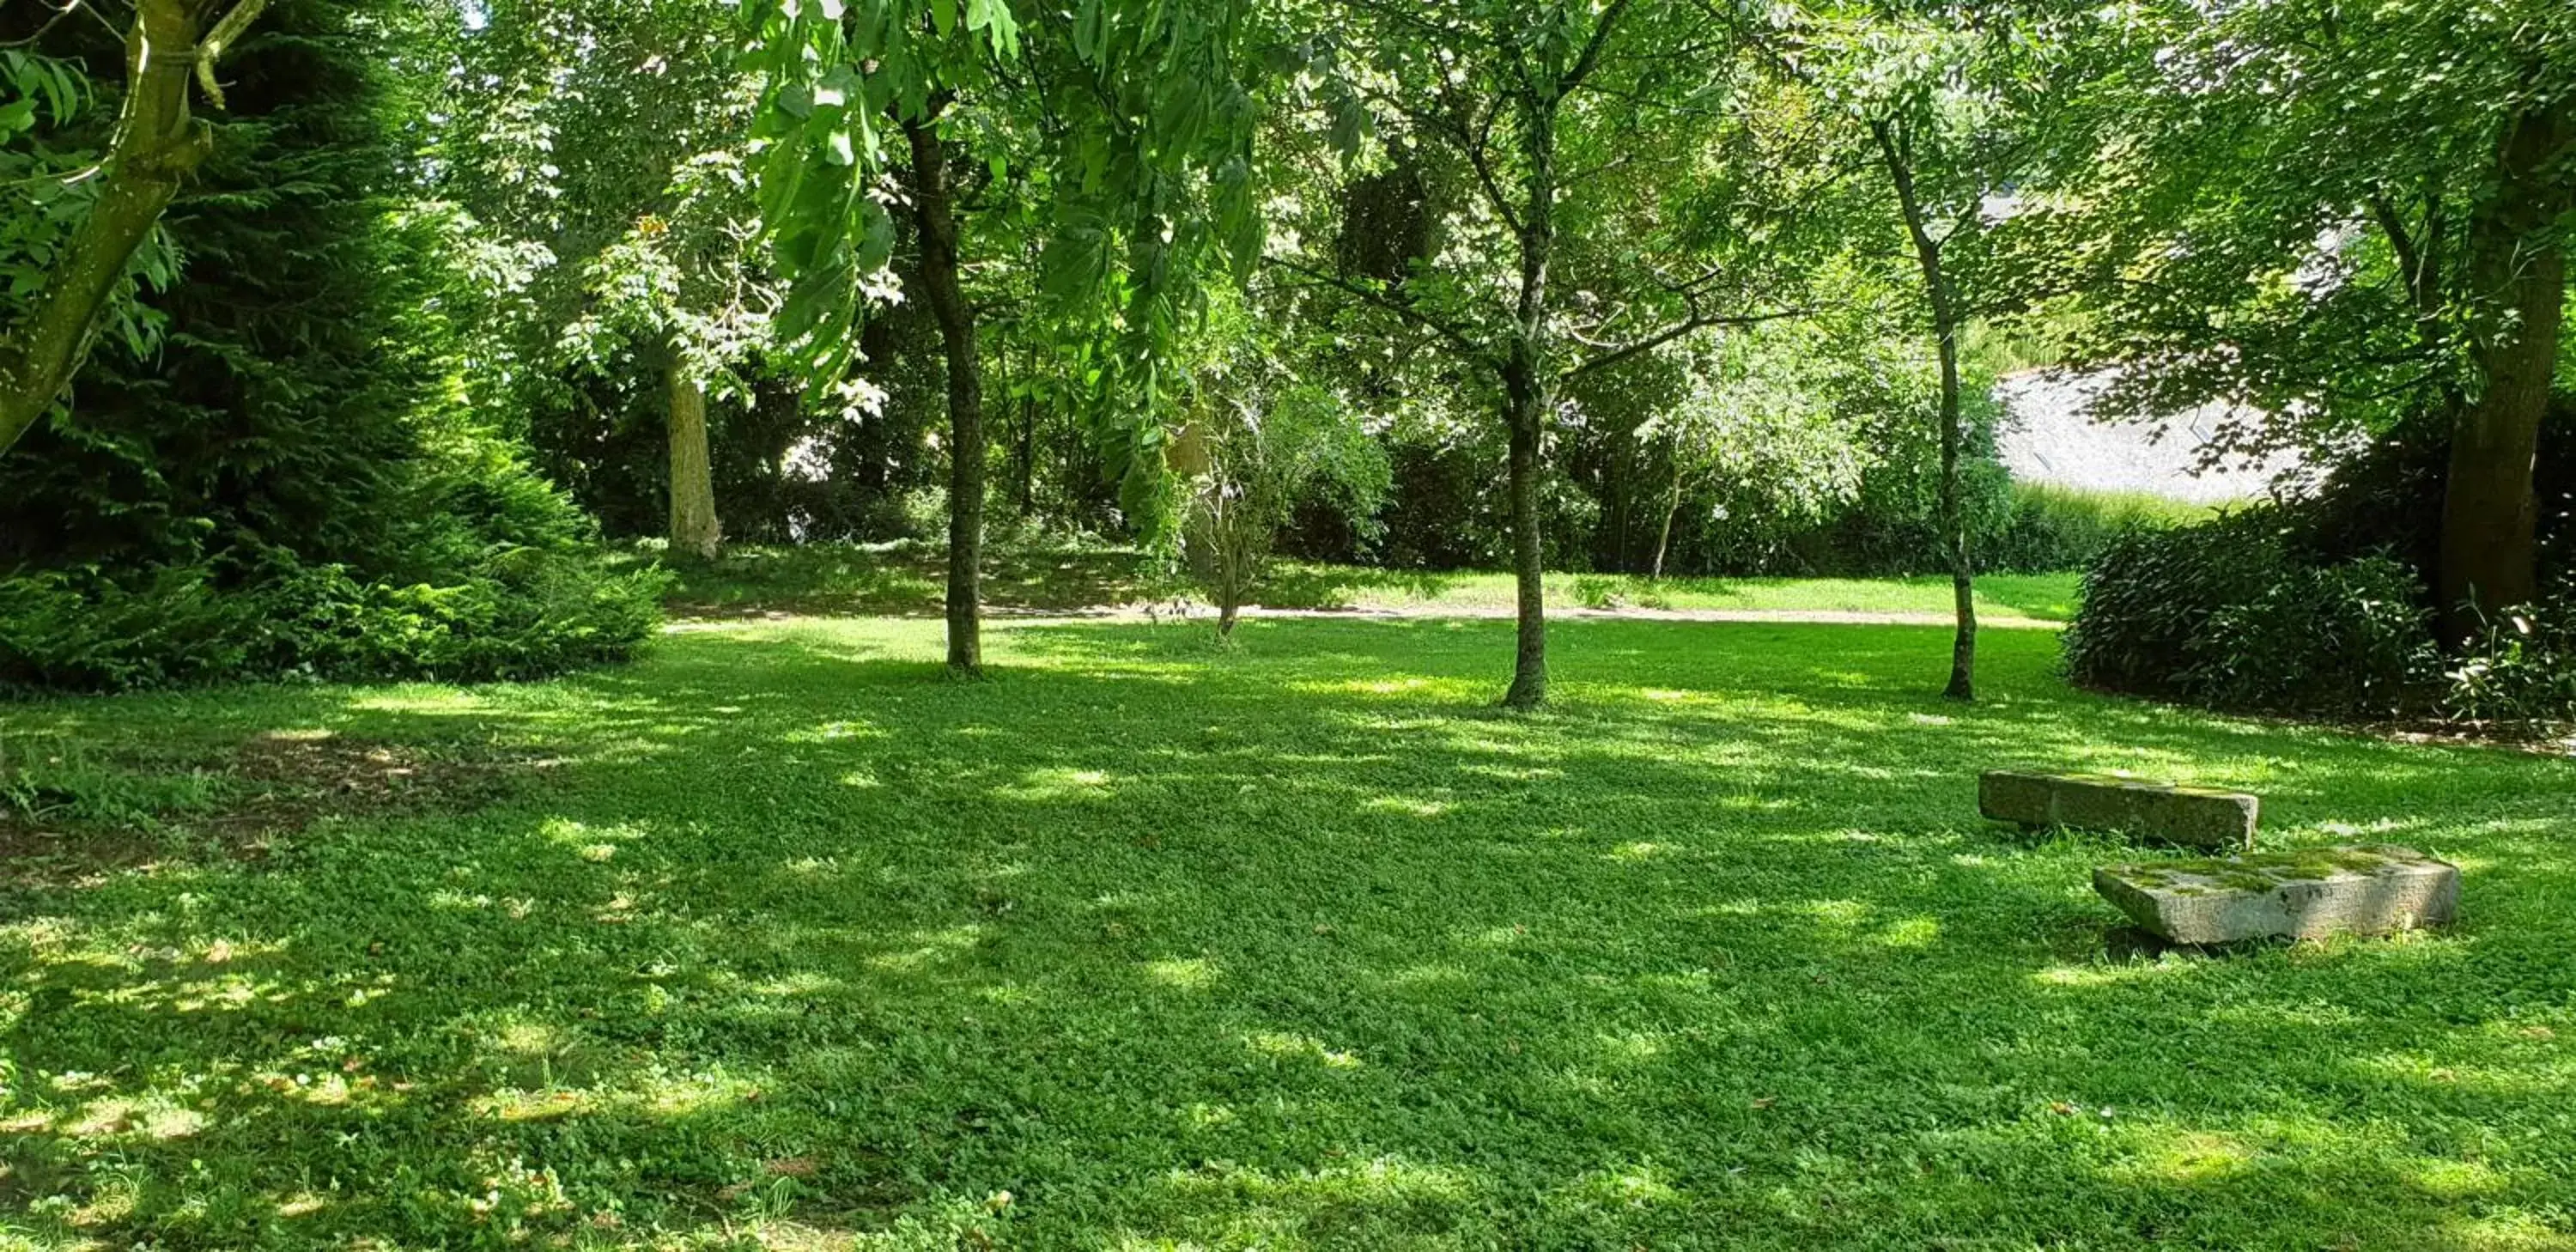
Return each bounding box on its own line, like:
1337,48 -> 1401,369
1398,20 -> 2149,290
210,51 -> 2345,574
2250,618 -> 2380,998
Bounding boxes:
1595,1030 -> 1666,1063
348,690 -> 493,714
1875,915 -> 1940,948
867,924 -> 983,972
64,1097 -> 204,1141
1802,899 -> 1872,932
2408,1157 -> 2508,1200
74,1183 -> 138,1227
997,767 -> 1115,802
493,1021 -> 564,1055
2031,963 -> 2199,988
837,770 -> 883,788
543,817 -> 648,853
276,1193 -> 328,1219
1246,1030 -> 1362,1069
1143,957 -> 1218,991
786,719 -> 884,745
473,1089 -> 591,1122
1292,676 -> 1475,701
1637,688 -> 1705,703
1182,1102 -> 1236,1130
173,974 -> 279,1013
2127,1130 -> 2255,1182
1909,713 -> 1953,726
1610,841 -> 1673,862
753,972 -> 841,997
632,1069 -> 762,1117
1570,1164 -> 1680,1207
1364,795 -> 1450,818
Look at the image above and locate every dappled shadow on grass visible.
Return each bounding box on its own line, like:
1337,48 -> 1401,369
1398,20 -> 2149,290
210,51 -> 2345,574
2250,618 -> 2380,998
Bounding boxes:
3,617 -> 2572,1248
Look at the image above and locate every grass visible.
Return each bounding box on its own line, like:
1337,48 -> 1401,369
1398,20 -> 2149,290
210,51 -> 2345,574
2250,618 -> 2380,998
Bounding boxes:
656,541 -> 2085,623
3,612 -> 2573,1249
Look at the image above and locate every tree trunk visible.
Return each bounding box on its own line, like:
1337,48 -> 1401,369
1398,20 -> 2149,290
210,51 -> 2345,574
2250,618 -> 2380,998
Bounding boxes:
1499,95 -> 1558,711
665,359 -> 721,560
1650,472 -> 1682,581
906,112 -> 984,676
2440,96 -> 2572,639
1874,119 -> 1977,701
0,0 -> 211,458
1016,392 -> 1037,518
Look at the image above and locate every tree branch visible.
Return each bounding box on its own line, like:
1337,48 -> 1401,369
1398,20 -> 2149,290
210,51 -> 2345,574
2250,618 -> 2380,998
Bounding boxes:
1261,253 -> 1494,366
1562,305 -> 1811,381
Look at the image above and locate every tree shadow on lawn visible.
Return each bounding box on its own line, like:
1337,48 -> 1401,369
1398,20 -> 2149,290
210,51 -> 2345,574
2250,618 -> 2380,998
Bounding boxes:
3,617 -> 2571,1249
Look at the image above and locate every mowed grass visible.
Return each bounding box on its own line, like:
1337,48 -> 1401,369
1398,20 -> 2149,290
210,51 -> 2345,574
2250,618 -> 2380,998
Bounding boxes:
3,615 -> 2573,1250
655,542 -> 2084,623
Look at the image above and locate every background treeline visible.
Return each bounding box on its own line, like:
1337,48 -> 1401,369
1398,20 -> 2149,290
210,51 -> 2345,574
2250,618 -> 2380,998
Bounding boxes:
2,0 -> 2569,724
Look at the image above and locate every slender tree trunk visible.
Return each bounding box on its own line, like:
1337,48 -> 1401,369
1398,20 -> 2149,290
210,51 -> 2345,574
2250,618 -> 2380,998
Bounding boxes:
1016,392 -> 1037,518
1874,119 -> 1977,701
1499,95 -> 1558,711
0,0 -> 211,457
905,112 -> 984,676
1650,471 -> 1682,581
665,358 -> 720,560
2440,96 -> 2572,639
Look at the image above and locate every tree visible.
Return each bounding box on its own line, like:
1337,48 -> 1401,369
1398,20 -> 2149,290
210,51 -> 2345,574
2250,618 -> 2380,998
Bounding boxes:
0,0 -> 270,457
1637,325 -> 1874,580
0,0 -> 664,691
2033,0 -> 2576,638
428,0 -> 774,563
1774,3 -> 2069,700
1276,0 -> 1828,707
742,0 -> 1264,677
1175,294 -> 1390,634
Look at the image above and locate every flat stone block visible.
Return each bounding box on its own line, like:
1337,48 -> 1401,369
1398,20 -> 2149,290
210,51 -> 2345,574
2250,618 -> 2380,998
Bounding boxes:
2093,844 -> 2459,945
1980,769 -> 2257,850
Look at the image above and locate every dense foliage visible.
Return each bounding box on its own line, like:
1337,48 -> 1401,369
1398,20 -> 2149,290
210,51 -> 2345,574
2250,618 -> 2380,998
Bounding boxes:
0,0 -> 660,693
0,0 -> 2567,717
2068,401 -> 2575,724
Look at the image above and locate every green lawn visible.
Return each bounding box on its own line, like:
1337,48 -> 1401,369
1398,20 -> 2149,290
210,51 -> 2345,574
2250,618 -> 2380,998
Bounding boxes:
655,542 -> 2083,623
4,615 -> 2572,1249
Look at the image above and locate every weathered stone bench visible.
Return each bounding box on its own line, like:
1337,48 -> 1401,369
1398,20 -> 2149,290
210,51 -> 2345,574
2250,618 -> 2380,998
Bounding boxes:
2093,845 -> 2459,945
1980,769 -> 2257,850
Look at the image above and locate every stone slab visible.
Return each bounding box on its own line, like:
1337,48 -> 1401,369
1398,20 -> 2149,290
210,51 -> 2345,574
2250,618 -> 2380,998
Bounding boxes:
2093,844 -> 2459,945
1980,769 -> 2257,850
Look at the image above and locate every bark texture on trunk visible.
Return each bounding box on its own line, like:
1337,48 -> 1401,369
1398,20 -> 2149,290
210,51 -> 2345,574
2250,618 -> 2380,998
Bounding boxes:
906,113 -> 984,676
665,361 -> 720,561
1649,483 -> 1680,581
0,0 -> 211,457
2440,96 -> 2572,638
1874,119 -> 1977,701
1499,95 -> 1558,711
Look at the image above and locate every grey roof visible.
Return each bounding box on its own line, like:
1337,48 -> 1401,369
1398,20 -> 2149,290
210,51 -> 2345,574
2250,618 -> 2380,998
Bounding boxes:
1994,370 -> 2306,505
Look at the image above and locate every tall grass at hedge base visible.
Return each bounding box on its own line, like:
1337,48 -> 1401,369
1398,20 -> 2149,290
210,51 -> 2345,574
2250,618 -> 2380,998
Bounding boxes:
1982,483 -> 2215,574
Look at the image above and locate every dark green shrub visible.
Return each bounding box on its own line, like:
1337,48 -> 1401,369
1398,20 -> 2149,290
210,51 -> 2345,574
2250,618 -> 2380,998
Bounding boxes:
2187,556 -> 2438,717
2445,582 -> 2576,726
2067,519 -> 2439,717
2063,511 -> 2296,700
